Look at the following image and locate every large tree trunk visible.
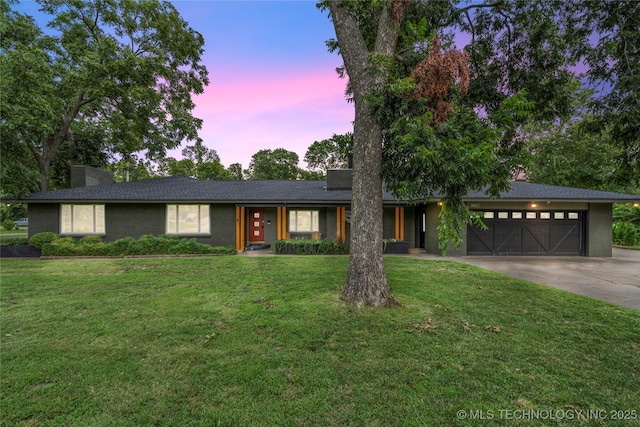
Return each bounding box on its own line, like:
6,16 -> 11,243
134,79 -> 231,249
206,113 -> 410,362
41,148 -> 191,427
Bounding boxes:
329,1 -> 407,306
27,92 -> 87,192
341,98 -> 390,306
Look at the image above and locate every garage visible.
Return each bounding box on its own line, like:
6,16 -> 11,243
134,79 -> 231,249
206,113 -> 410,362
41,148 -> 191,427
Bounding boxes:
467,210 -> 586,256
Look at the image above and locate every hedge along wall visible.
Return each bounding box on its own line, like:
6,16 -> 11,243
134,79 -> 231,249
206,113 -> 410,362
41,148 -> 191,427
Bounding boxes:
274,239 -> 348,255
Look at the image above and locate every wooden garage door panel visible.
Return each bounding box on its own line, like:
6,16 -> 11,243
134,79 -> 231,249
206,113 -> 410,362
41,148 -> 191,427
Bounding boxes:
550,222 -> 583,254
494,223 -> 523,254
522,224 -> 551,254
467,223 -> 495,255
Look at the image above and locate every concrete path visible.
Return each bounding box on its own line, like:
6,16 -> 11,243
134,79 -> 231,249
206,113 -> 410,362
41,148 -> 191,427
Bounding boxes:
423,248 -> 640,311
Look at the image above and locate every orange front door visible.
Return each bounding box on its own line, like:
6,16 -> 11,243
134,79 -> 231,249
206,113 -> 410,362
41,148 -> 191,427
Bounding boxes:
248,208 -> 265,242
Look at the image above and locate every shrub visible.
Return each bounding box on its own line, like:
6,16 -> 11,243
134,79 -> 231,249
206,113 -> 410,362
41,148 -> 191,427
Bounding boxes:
211,246 -> 237,255
612,221 -> 639,246
30,232 -> 60,249
109,237 -> 137,256
2,219 -> 15,231
41,237 -> 79,256
40,234 -> 236,257
1,237 -> 29,246
613,203 -> 640,228
80,235 -> 103,245
275,238 -> 348,255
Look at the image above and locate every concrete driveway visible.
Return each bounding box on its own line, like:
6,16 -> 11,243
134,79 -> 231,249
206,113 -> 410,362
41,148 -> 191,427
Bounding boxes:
440,248 -> 640,311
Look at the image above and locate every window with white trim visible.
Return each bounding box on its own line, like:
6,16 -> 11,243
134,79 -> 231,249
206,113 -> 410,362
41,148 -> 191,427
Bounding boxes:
166,204 -> 210,235
61,204 -> 105,235
289,210 -> 319,233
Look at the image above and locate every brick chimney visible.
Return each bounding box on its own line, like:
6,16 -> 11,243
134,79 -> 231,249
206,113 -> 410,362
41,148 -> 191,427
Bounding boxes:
70,165 -> 114,187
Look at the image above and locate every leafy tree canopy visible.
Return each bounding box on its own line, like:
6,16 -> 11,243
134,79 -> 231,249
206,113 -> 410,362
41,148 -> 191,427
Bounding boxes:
226,163 -> 244,180
245,148 -> 300,180
304,133 -> 353,176
524,118 -> 625,193
158,143 -> 232,180
0,0 -> 209,193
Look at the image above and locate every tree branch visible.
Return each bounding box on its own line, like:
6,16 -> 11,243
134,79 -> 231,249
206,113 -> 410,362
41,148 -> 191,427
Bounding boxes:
327,2 -> 370,91
445,1 -> 505,27
457,1 -> 504,15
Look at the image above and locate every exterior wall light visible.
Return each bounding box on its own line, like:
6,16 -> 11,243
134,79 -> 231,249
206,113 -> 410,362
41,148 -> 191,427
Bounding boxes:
530,202 -> 537,208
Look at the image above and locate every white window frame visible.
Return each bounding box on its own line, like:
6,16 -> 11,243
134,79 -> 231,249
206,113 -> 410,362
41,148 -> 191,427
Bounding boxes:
166,204 -> 210,235
60,204 -> 105,235
288,210 -> 320,233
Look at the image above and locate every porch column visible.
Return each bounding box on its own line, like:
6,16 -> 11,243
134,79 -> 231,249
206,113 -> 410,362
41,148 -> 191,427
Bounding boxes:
336,206 -> 346,242
235,206 -> 246,252
277,206 -> 287,240
395,206 -> 405,241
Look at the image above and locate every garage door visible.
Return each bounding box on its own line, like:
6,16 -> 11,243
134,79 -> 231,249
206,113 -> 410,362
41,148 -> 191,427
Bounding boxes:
467,210 -> 585,256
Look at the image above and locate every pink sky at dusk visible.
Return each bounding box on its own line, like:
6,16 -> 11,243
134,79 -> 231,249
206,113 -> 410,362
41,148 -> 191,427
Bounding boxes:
168,1 -> 355,169
189,64 -> 354,168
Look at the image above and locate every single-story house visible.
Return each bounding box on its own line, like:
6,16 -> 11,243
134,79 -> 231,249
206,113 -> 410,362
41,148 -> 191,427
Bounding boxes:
21,165 -> 638,257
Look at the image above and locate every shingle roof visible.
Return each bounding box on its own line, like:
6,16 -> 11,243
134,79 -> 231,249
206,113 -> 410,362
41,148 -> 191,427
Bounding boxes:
24,176 -> 638,203
463,181 -> 639,202
25,177 -> 361,204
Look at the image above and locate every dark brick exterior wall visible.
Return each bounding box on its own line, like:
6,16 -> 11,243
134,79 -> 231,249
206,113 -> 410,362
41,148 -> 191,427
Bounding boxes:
424,203 -> 466,256
105,204 -> 164,241
27,204 -> 60,239
587,203 -> 613,257
210,204 -> 237,247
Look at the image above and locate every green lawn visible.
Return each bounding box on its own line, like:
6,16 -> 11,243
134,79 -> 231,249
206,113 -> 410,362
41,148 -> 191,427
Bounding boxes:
1,256 -> 638,426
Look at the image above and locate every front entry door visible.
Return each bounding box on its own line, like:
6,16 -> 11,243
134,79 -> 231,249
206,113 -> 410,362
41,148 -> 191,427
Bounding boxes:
248,208 -> 265,242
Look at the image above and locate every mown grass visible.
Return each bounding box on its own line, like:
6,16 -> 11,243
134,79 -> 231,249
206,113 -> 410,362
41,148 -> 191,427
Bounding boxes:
0,228 -> 27,244
1,256 -> 638,426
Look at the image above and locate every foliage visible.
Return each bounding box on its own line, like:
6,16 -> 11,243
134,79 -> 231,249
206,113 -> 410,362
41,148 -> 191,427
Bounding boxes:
1,257 -> 639,425
226,163 -> 244,180
29,232 -> 60,249
0,236 -> 29,246
110,156 -> 157,183
524,118 -> 626,192
0,0 -> 208,193
158,157 -> 232,180
613,203 -> 640,228
572,0 -> 640,189
297,169 -> 325,181
275,238 -> 348,255
304,133 -> 353,175
158,142 -> 233,180
611,203 -> 640,246
39,234 -> 236,257
612,221 -> 639,247
0,203 -> 27,225
245,148 -> 300,180
2,219 -> 15,231
381,81 -> 534,252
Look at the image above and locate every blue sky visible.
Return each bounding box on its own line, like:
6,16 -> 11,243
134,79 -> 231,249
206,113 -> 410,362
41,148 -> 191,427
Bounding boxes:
15,0 -> 354,168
